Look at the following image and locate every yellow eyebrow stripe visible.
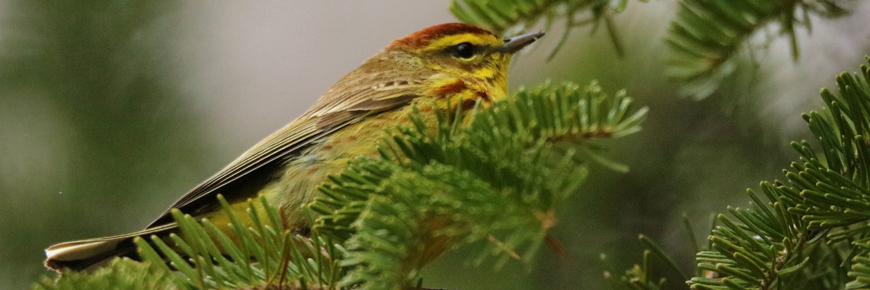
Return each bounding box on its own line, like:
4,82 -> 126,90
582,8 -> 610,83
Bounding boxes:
421,33 -> 501,52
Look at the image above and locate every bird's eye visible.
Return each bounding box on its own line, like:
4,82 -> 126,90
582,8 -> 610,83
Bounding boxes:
453,42 -> 475,59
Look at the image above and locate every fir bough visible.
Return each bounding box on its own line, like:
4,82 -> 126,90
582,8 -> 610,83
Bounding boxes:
34,81 -> 646,290
135,195 -> 346,290
33,259 -> 177,290
665,0 -> 850,98
685,58 -> 870,289
34,195 -> 349,290
604,57 -> 870,290
449,0 -> 646,58
311,81 -> 647,290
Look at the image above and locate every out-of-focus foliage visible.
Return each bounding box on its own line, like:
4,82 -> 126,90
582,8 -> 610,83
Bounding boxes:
450,0 -> 647,58
448,0 -> 853,99
601,236 -> 680,290
665,0 -> 850,99
0,1 -> 209,289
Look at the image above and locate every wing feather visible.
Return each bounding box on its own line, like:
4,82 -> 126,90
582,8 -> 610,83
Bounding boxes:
146,52 -> 435,228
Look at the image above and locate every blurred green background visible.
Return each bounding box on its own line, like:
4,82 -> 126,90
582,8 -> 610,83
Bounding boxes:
2,1 -> 869,289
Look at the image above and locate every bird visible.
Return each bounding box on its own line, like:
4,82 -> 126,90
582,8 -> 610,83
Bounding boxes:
44,22 -> 544,271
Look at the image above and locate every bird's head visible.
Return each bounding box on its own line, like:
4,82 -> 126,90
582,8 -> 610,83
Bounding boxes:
386,23 -> 544,99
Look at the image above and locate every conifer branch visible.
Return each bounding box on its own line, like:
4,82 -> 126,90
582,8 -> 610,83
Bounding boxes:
605,57 -> 870,290
665,0 -> 850,98
684,58 -> 870,289
33,259 -> 177,290
33,81 -> 646,290
449,0 -> 643,58
312,81 -> 647,290
135,195 -> 347,290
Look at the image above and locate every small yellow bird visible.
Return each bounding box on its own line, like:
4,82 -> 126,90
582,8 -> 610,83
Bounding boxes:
44,23 -> 543,271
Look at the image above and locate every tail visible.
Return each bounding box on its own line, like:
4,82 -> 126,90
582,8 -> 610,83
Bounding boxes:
44,223 -> 177,271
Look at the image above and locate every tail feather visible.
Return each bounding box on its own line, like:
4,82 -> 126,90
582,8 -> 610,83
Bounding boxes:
44,223 -> 177,271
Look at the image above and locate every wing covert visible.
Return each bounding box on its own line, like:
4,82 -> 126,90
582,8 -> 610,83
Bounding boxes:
146,54 -> 433,228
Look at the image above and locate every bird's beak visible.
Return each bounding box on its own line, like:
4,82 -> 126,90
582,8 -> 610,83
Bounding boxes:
499,31 -> 545,53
